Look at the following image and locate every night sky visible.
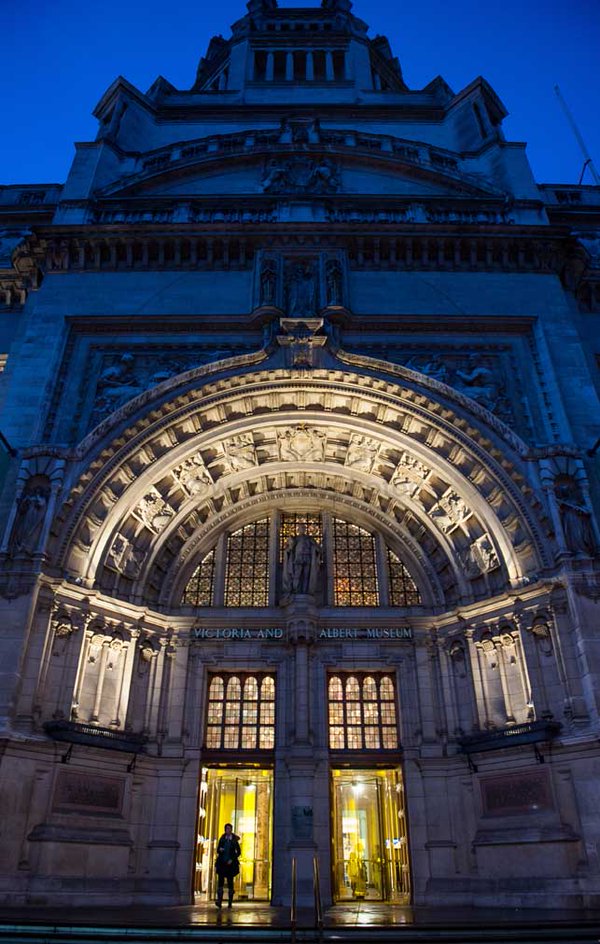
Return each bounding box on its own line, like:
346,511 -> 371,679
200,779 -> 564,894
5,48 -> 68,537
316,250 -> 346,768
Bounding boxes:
2,0 -> 599,186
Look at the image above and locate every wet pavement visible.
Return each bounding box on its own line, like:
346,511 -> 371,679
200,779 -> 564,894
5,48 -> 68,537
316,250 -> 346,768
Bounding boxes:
0,901 -> 599,929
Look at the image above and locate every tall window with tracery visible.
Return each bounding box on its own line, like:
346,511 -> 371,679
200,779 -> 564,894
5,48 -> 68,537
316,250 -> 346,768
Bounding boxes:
388,550 -> 421,606
205,673 -> 275,750
224,519 -> 270,606
332,518 -> 379,606
182,549 -> 215,607
328,673 -> 398,750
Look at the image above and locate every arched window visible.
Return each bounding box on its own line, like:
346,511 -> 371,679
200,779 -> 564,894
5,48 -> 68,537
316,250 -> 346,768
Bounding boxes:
388,550 -> 421,606
181,511 -> 422,609
182,549 -> 215,606
224,519 -> 269,606
332,518 -> 378,606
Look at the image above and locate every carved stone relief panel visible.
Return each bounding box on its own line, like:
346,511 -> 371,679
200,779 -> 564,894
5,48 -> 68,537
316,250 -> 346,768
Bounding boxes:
344,434 -> 380,472
219,434 -> 258,473
460,533 -> 500,578
277,426 -> 327,462
344,340 -> 537,440
261,156 -> 340,195
106,533 -> 146,578
430,489 -> 471,534
133,487 -> 174,534
172,454 -> 213,496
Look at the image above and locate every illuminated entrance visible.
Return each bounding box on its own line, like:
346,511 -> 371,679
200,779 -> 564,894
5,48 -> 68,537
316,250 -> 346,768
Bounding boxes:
331,769 -> 410,903
194,767 -> 273,902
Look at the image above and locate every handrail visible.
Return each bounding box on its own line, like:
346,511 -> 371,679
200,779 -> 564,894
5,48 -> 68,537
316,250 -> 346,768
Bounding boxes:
313,855 -> 323,932
290,856 -> 297,943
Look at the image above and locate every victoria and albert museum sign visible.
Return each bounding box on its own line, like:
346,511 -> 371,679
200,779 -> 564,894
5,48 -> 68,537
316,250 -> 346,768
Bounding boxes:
190,626 -> 413,642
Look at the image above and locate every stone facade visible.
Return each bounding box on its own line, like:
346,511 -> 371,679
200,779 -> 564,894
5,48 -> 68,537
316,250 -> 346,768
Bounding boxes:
1,0 -> 600,912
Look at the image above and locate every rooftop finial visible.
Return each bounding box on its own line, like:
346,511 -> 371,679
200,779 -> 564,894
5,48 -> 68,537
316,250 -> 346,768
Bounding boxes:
246,0 -> 277,12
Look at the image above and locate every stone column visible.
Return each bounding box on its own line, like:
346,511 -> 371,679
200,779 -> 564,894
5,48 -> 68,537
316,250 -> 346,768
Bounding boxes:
325,51 -> 335,81
306,51 -> 314,80
286,52 -> 294,81
266,52 -> 274,81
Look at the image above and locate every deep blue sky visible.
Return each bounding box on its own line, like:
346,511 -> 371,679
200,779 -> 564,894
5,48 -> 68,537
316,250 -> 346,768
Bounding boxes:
2,0 -> 599,186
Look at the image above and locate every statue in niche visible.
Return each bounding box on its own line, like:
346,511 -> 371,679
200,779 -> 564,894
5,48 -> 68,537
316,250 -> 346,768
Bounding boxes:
325,258 -> 343,306
278,426 -> 326,462
8,481 -> 49,557
345,435 -> 379,472
554,476 -> 596,556
453,355 -> 500,412
222,434 -> 257,472
260,258 -> 278,306
282,525 -> 322,596
287,264 -> 316,318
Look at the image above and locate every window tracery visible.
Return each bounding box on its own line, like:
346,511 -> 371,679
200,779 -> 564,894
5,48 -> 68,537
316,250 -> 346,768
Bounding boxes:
224,519 -> 270,606
328,672 -> 399,750
332,518 -> 379,606
205,672 -> 275,750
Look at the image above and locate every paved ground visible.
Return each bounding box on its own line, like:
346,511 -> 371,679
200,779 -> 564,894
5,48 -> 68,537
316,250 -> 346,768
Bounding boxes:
0,901 -> 599,929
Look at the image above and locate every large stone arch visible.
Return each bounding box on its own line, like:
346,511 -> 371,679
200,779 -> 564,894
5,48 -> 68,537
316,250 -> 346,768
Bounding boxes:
48,361 -> 553,617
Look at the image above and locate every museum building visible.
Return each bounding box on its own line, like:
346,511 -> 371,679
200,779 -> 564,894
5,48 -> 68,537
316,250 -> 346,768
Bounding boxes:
1,0 -> 600,912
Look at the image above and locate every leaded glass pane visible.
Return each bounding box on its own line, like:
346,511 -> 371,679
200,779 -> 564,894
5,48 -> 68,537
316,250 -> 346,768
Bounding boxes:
205,672 -> 276,751
388,549 -> 422,607
363,676 -> 377,700
327,672 -> 399,752
182,549 -> 216,607
332,518 -> 379,606
225,519 -> 270,606
280,513 -> 323,559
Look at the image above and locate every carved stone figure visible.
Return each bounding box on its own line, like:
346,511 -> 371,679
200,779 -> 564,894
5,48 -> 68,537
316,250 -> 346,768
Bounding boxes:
173,455 -> 213,496
325,258 -> 343,306
287,264 -> 316,317
94,352 -> 144,419
8,483 -> 49,556
307,157 -> 340,193
278,426 -> 326,462
134,489 -> 174,533
282,525 -> 322,596
453,355 -> 500,411
262,159 -> 292,193
406,355 -> 448,384
554,477 -> 595,555
222,434 -> 257,472
345,434 -> 379,472
391,453 -> 429,493
260,258 -> 278,305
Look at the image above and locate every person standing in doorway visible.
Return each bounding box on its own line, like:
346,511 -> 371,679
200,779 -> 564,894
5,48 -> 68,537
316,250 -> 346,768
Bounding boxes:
215,823 -> 241,908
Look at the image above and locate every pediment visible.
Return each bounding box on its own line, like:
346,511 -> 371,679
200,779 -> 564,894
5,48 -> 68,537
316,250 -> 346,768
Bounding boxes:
97,135 -> 504,201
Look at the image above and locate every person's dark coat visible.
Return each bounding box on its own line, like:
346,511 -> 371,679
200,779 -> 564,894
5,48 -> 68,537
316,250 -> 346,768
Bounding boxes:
215,833 -> 241,878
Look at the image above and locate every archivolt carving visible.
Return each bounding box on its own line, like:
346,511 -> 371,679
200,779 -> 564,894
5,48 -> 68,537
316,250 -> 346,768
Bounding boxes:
48,369 -> 552,611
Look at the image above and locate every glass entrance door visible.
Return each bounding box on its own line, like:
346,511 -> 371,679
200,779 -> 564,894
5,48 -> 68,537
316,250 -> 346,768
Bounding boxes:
194,767 -> 273,902
331,768 -> 410,903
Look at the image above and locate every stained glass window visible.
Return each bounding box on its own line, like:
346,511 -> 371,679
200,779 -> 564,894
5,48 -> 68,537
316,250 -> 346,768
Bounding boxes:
205,672 -> 276,750
388,550 -> 422,607
182,549 -> 215,607
280,513 -> 323,558
224,519 -> 269,607
332,518 -> 379,606
327,673 -> 398,750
